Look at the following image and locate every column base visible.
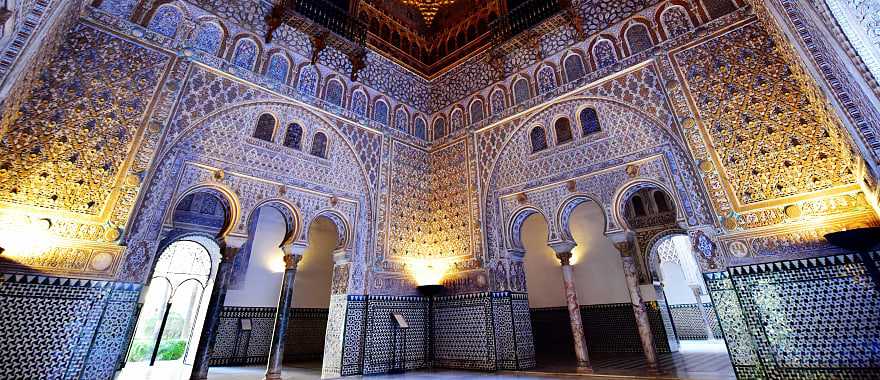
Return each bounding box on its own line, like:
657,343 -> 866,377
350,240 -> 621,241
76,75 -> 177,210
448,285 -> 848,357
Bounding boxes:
575,365 -> 594,374
645,365 -> 663,376
264,373 -> 283,380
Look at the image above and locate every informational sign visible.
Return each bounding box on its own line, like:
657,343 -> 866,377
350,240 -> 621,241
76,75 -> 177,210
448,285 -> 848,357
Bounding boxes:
392,313 -> 408,328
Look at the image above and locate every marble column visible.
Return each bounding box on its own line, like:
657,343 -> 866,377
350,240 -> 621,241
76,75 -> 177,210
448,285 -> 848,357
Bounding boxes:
265,245 -> 305,380
690,285 -> 715,340
549,241 -> 593,373
190,236 -> 246,380
611,235 -> 660,374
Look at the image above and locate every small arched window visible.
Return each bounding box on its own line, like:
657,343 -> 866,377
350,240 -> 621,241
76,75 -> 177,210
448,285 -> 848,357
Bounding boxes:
311,132 -> 328,158
434,118 -> 447,139
513,78 -> 530,105
563,54 -> 586,82
254,113 -> 276,142
232,38 -> 258,70
530,126 -> 547,153
470,99 -> 485,123
147,5 -> 182,38
414,118 -> 427,140
394,109 -> 409,132
283,123 -> 303,150
593,39 -> 617,69
192,22 -> 223,55
490,89 -> 506,116
654,191 -> 671,212
537,66 -> 557,94
554,118 -> 573,144
324,79 -> 344,107
625,24 -> 654,54
373,100 -> 389,125
351,90 -> 367,117
266,53 -> 290,83
579,107 -> 601,135
297,66 -> 318,97
661,6 -> 692,38
450,109 -> 464,131
632,195 -> 647,216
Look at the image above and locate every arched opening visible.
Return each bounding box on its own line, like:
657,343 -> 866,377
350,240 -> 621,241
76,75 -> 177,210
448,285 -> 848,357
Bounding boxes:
648,234 -> 733,376
120,191 -> 228,377
282,216 -> 340,369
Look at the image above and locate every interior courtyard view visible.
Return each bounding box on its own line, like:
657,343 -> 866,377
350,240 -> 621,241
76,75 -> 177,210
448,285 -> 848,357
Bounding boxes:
0,0 -> 879,379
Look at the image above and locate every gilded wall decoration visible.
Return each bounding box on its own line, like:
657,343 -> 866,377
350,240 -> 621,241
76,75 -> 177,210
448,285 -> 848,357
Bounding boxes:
673,20 -> 858,211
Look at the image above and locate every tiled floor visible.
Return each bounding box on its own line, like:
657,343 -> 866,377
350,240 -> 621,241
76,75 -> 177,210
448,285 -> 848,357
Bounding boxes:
116,341 -> 734,380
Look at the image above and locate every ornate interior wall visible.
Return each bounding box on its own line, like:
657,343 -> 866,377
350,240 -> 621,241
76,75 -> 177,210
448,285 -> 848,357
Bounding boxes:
1,0 -> 880,378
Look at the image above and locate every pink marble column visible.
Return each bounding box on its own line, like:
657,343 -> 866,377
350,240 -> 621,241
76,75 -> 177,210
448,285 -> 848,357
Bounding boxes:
265,245 -> 305,380
549,242 -> 592,373
613,237 -> 660,374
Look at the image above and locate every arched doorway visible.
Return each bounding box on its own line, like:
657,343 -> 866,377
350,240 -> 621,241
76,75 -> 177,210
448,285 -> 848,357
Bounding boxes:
283,215 -> 339,370
120,190 -> 227,377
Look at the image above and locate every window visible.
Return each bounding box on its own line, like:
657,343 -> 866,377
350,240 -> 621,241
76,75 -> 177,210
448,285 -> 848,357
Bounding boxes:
283,123 -> 302,150
513,78 -> 530,105
563,54 -> 586,82
434,118 -> 447,139
470,99 -> 485,123
414,118 -> 427,140
579,107 -> 601,135
490,89 -> 506,116
324,80 -> 344,107
373,100 -> 389,125
554,118 -> 573,144
530,126 -> 547,153
625,24 -> 654,54
147,5 -> 181,38
661,6 -> 692,38
297,66 -> 318,97
450,109 -> 463,131
192,22 -> 223,55
351,90 -> 367,117
394,109 -> 409,132
654,191 -> 671,212
593,39 -> 617,69
232,38 -> 258,70
253,113 -> 276,142
537,66 -> 557,94
632,195 -> 646,216
311,132 -> 328,158
266,53 -> 289,83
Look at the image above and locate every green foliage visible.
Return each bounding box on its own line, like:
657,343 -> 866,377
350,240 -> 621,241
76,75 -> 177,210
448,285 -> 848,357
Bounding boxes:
126,339 -> 188,362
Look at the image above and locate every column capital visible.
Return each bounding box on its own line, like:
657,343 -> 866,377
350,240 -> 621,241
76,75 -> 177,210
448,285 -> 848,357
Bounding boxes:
607,232 -> 635,257
219,235 -> 248,261
548,240 -> 577,254
332,249 -> 350,265
281,243 -> 308,256
508,248 -> 526,263
555,251 -> 573,265
282,253 -> 303,270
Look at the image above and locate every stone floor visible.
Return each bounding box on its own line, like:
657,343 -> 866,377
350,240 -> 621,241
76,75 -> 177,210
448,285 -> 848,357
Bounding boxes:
116,341 -> 734,380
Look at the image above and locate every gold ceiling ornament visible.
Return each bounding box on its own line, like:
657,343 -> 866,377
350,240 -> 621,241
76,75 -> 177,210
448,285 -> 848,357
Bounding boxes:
401,0 -> 457,25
